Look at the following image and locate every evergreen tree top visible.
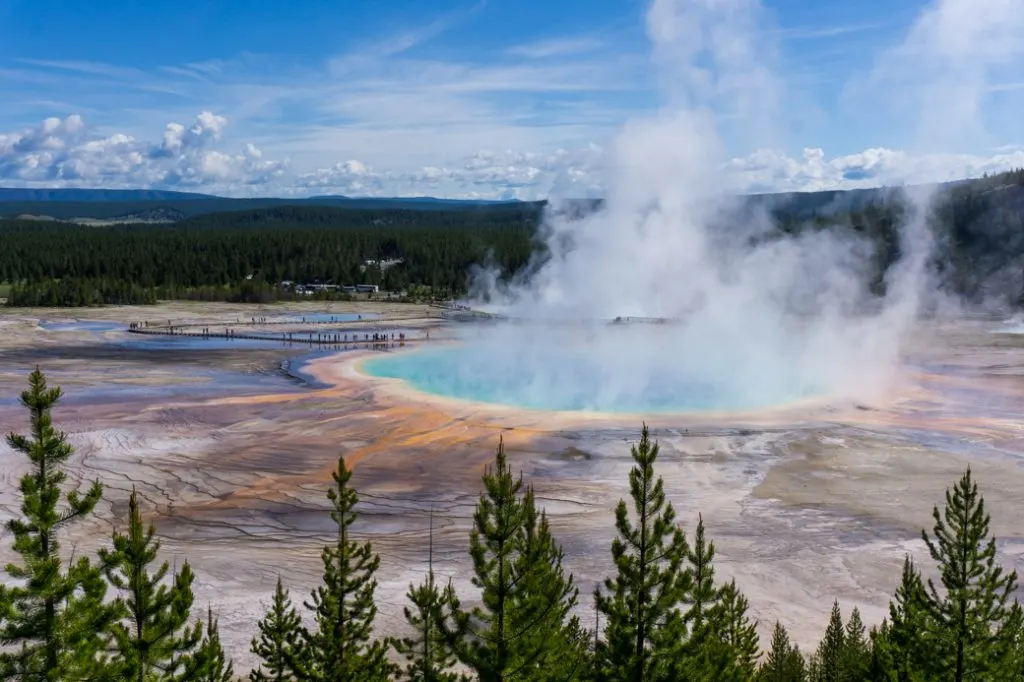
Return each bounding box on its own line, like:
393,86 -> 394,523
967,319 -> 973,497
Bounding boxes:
595,424 -> 692,682
0,368 -> 113,681
303,455 -> 392,682
100,488 -> 205,682
249,575 -> 306,682
920,467 -> 1020,680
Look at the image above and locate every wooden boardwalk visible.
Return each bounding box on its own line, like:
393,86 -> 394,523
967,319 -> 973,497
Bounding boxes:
125,326 -> 426,348
128,315 -> 418,331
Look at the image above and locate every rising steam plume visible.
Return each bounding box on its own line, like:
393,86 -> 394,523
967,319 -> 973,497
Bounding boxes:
447,0 -> 1020,413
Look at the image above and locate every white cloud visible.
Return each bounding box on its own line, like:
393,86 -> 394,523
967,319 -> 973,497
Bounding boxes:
1,111 -> 1020,199
290,146 -> 604,199
729,146 -> 1024,193
0,112 -> 286,193
297,160 -> 387,195
157,111 -> 227,157
0,18 -> 651,178
1,0 -> 1022,205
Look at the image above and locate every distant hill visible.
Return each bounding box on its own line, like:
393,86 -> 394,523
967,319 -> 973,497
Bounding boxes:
0,188 -> 219,202
306,195 -> 516,206
0,187 -> 523,205
0,183 -> 936,223
0,176 -> 1020,228
0,191 -> 526,221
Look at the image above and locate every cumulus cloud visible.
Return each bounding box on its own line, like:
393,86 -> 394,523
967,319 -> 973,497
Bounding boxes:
4,3 -> 1022,201
156,111 -> 227,157
297,160 -> 387,195
293,146 -> 605,199
293,143 -> 1024,199
0,115 -> 87,180
729,146 -> 1024,193
0,112 -> 286,192
444,147 -> 604,198
0,112 -> 1021,199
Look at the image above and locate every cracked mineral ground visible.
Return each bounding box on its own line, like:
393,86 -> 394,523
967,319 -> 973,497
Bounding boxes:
2,302 -> 1024,668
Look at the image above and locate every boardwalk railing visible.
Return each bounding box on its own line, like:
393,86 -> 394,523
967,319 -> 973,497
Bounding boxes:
127,315 -> 393,331
125,326 -> 424,348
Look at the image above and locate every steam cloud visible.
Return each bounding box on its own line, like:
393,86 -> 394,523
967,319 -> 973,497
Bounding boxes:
431,0 -> 1018,413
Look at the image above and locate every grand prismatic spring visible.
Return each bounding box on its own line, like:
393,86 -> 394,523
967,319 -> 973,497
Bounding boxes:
3,302 -> 1024,668
362,329 -> 820,414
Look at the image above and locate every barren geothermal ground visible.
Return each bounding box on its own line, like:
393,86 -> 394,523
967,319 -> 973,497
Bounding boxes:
2,301 -> 1024,668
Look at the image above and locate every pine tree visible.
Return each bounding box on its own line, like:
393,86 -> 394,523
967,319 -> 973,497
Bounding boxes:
788,646 -> 807,681
515,487 -> 590,681
594,424 -> 692,682
439,439 -> 586,681
0,368 -> 117,681
195,606 -> 234,682
812,601 -> 844,682
439,438 -> 526,680
250,577 -> 307,682
839,608 -> 868,682
877,556 -> 931,681
758,622 -> 806,682
674,514 -> 725,680
1002,606 -> 1024,679
866,622 -> 898,682
393,510 -> 463,682
714,580 -> 760,680
99,489 -> 205,682
684,515 -> 718,639
920,467 -> 1020,681
303,456 -> 393,682
805,653 -> 820,682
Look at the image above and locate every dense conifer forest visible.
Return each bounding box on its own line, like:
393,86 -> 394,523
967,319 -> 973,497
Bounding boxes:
0,170 -> 1022,307
2,368 -> 1022,680
0,205 -> 539,306
0,191 -> 539,221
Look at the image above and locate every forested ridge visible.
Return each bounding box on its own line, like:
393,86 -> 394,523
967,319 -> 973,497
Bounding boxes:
0,205 -> 539,306
1,169 -> 1023,307
3,368 -> 1023,681
0,193 -> 538,221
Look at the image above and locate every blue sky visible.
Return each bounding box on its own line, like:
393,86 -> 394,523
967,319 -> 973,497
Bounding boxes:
0,0 -> 1022,198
